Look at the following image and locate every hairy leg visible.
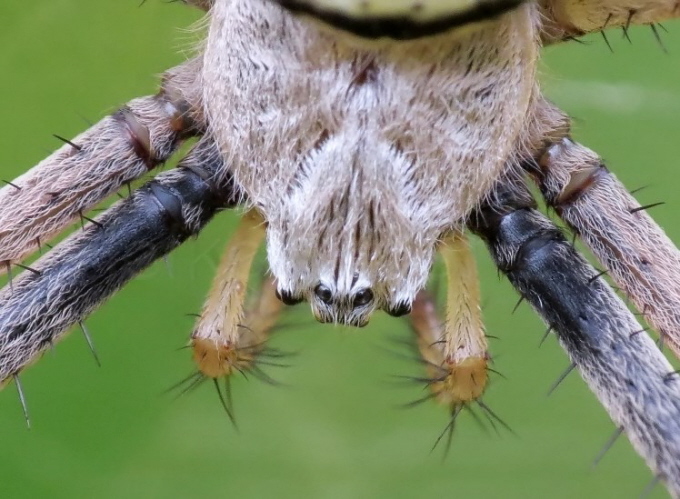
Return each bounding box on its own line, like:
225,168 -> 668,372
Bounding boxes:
539,0 -> 680,43
409,233 -> 489,411
179,273 -> 287,424
469,174 -> 680,495
0,136 -> 238,385
0,58 -> 204,274
531,137 -> 680,361
191,209 -> 268,380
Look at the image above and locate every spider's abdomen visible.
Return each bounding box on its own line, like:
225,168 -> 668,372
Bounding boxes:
269,0 -> 526,39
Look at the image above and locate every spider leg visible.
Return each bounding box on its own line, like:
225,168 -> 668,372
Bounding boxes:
407,233 -> 490,426
0,58 -> 203,274
530,137 -> 680,361
469,174 -> 680,495
539,0 -> 680,43
176,275 -> 286,426
0,135 -> 241,386
190,209 -> 273,380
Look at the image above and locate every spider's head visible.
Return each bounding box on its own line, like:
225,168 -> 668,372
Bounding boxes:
266,132 -> 436,327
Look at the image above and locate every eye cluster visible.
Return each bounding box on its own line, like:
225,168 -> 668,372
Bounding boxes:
311,283 -> 372,310
314,283 -> 374,308
275,280 -> 411,324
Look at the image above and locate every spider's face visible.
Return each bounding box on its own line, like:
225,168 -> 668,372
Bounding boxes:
305,274 -> 378,327
266,132 -> 434,326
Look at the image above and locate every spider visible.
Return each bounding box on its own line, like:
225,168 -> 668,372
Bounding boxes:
1,0 -> 680,497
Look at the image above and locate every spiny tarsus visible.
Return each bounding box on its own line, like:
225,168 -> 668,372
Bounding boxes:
172,275 -> 290,425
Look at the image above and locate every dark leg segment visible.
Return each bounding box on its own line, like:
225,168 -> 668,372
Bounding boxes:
0,58 -> 203,272
531,138 -> 680,360
469,176 -> 680,496
0,136 -> 240,384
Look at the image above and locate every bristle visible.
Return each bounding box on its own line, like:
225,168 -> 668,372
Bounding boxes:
650,24 -> 667,53
629,202 -> 665,214
591,426 -> 624,468
213,378 -> 237,428
663,370 -> 680,383
53,134 -> 83,151
15,264 -> 41,276
539,326 -> 553,347
78,322 -> 101,367
463,404 -> 490,434
1,180 -> 21,190
78,211 -> 104,229
167,371 -> 207,398
588,269 -> 607,284
629,327 -> 650,339
477,400 -> 514,435
431,405 -> 462,458
401,392 -> 438,409
640,475 -> 661,499
547,362 -> 577,396
511,295 -> 525,314
14,375 -> 30,429
601,31 -> 613,52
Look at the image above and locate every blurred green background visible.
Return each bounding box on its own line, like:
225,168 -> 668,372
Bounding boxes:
1,2 -> 679,498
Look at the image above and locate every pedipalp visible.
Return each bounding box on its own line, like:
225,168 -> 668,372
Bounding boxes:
174,275 -> 287,425
408,233 -> 490,414
191,209 -> 269,380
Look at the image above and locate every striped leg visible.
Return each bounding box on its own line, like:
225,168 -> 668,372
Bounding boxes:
469,174 -> 680,496
0,58 -> 203,275
0,136 -> 239,387
531,137 -> 680,360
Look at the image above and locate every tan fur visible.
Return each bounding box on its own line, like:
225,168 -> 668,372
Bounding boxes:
536,137 -> 680,360
203,0 -> 537,321
192,209 -> 266,378
410,232 -> 489,408
540,0 -> 680,42
0,58 -> 204,274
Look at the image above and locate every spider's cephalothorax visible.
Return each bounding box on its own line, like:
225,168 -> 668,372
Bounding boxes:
204,0 -> 537,325
2,0 -> 680,494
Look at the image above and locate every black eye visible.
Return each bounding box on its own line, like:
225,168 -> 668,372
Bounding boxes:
275,288 -> 303,306
352,288 -> 374,307
314,283 -> 333,304
387,302 -> 411,317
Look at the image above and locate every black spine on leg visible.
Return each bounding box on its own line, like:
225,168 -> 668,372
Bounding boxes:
469,177 -> 680,493
0,137 -> 241,382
